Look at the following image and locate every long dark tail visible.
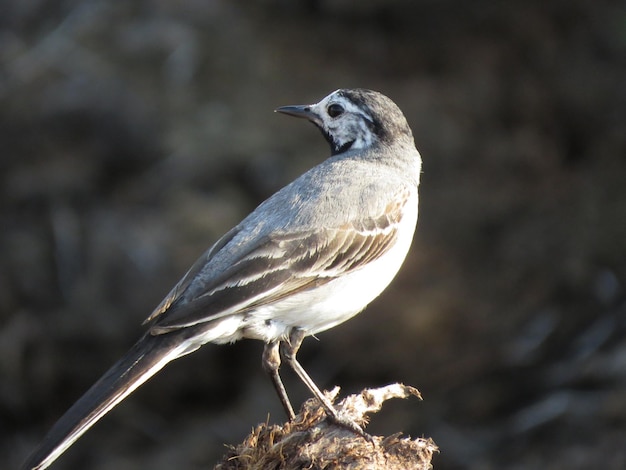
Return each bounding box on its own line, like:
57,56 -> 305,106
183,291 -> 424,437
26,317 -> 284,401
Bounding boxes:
21,332 -> 200,470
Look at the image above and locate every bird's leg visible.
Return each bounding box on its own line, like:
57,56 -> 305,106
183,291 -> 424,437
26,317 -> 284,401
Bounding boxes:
282,328 -> 370,439
262,340 -> 295,420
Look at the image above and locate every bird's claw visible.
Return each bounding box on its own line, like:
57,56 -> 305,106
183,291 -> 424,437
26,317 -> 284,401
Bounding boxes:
326,413 -> 375,442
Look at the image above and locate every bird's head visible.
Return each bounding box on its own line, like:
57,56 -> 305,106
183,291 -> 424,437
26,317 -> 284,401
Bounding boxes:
276,88 -> 413,155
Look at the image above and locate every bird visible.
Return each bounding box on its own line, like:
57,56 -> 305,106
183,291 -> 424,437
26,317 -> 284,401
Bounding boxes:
21,88 -> 422,470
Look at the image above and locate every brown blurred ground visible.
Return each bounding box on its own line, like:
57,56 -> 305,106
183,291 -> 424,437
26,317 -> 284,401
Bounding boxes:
2,1 -> 625,469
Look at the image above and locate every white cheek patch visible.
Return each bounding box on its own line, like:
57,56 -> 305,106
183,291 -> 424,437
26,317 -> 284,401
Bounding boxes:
313,94 -> 377,151
350,120 -> 375,149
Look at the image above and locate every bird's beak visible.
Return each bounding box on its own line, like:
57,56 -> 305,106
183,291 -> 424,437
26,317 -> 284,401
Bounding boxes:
275,104 -> 315,120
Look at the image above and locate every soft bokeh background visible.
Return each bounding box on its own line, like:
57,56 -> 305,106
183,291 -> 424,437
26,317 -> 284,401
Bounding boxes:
3,1 -> 625,469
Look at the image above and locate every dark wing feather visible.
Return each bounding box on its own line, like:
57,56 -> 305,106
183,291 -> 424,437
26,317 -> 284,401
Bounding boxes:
144,225 -> 242,324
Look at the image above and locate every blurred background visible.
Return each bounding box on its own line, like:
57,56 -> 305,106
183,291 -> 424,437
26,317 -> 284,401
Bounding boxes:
3,1 -> 625,469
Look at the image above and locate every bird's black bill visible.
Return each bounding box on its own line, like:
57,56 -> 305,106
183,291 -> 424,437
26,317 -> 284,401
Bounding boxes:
275,105 -> 313,119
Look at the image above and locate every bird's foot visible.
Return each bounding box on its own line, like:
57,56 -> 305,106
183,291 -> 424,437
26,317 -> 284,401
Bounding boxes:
325,412 -> 375,443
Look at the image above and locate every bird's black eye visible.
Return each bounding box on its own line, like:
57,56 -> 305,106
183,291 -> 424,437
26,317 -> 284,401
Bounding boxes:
327,103 -> 344,118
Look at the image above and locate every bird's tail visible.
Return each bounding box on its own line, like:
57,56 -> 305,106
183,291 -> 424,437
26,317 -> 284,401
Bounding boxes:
21,332 -> 200,470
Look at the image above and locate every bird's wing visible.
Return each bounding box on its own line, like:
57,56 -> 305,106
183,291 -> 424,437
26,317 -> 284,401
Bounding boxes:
148,187 -> 412,333
144,225 -> 242,324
